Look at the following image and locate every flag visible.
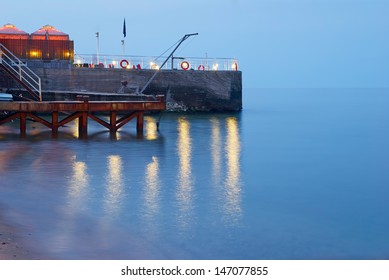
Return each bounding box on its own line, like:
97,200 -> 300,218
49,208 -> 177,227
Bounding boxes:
123,18 -> 126,38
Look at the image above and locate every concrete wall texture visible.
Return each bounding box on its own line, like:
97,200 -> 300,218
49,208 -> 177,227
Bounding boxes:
1,65 -> 242,111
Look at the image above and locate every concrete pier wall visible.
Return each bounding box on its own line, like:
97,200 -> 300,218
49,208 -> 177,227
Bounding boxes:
1,64 -> 242,111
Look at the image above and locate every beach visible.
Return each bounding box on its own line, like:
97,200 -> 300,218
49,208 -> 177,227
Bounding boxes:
0,215 -> 35,259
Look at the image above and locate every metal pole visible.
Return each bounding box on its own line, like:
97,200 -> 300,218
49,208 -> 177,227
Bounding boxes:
96,32 -> 100,64
140,33 -> 198,94
121,40 -> 125,56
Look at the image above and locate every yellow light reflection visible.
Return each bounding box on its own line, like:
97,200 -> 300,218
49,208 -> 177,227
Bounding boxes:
211,118 -> 222,185
69,160 -> 89,199
49,157 -> 89,251
224,117 -> 242,223
145,116 -> 158,140
143,156 -> 161,218
176,117 -> 193,230
71,119 -> 79,138
104,155 -> 124,216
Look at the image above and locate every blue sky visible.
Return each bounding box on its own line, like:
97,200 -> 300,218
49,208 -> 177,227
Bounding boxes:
2,0 -> 388,88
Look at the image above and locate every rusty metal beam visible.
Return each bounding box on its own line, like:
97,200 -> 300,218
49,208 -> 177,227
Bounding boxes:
0,101 -> 165,112
116,112 -> 138,130
26,113 -> 53,129
0,99 -> 165,138
88,113 -> 111,130
57,112 -> 83,127
0,112 -> 20,125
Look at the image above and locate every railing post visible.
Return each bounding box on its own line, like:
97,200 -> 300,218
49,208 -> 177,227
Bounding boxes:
19,60 -> 22,80
38,77 -> 42,101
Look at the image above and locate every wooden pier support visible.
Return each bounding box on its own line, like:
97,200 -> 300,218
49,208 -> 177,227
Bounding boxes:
20,112 -> 26,138
137,111 -> 144,134
52,111 -> 59,137
0,98 -> 165,139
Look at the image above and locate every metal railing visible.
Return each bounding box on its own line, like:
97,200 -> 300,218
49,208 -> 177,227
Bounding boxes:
74,54 -> 239,71
0,43 -> 42,101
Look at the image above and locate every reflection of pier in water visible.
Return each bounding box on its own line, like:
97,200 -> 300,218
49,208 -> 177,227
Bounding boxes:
104,155 -> 124,217
51,114 -> 242,246
176,117 -> 194,231
211,116 -> 242,225
224,117 -> 242,223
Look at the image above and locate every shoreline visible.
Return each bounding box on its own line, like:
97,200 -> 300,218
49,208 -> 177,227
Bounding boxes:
0,221 -> 32,260
0,212 -> 46,260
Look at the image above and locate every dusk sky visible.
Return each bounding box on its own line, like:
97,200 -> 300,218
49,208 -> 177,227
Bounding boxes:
2,0 -> 388,88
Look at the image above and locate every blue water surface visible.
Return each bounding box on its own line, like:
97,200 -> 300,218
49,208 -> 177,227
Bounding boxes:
0,88 -> 388,259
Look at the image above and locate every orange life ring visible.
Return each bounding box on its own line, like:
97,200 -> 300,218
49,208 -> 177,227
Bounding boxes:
198,65 -> 205,71
120,59 -> 129,69
181,61 -> 190,70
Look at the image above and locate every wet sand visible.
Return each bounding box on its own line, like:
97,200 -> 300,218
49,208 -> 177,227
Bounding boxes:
0,222 -> 31,259
0,214 -> 46,260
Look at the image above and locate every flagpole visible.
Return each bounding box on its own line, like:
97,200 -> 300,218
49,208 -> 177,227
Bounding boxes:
122,18 -> 126,56
121,40 -> 125,56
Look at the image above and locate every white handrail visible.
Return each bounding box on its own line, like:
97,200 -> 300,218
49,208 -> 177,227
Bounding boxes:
74,53 -> 239,71
0,43 -> 42,101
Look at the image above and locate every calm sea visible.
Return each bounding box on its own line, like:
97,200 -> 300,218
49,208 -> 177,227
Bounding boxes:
1,88 -> 388,260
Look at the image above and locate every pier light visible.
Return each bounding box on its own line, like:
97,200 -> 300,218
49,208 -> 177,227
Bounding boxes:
232,62 -> 238,71
212,63 -> 219,71
29,50 -> 40,59
150,62 -> 159,70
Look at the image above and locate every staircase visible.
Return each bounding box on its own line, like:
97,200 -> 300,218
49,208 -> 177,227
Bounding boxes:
0,43 -> 42,101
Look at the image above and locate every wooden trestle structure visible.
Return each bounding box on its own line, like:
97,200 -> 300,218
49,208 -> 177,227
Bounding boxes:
0,96 -> 166,138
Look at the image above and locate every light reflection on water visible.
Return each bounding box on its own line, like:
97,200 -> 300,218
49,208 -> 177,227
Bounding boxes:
69,160 -> 89,200
176,117 -> 194,232
210,118 -> 222,186
104,155 -> 124,217
145,116 -> 159,141
224,117 -> 242,224
1,89 -> 389,259
143,156 -> 161,220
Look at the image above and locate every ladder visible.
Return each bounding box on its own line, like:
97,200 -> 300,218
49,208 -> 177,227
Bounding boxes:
0,43 -> 42,101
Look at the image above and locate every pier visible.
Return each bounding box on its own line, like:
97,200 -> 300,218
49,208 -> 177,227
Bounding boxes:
0,96 -> 165,138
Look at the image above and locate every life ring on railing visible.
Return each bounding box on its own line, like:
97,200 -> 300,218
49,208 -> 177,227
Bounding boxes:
198,64 -> 205,71
120,59 -> 129,69
181,61 -> 190,70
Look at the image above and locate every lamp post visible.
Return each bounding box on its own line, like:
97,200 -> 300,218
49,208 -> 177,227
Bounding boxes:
170,33 -> 198,70
96,32 -> 100,64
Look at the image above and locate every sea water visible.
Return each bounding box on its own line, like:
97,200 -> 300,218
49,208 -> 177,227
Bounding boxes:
0,88 -> 388,259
